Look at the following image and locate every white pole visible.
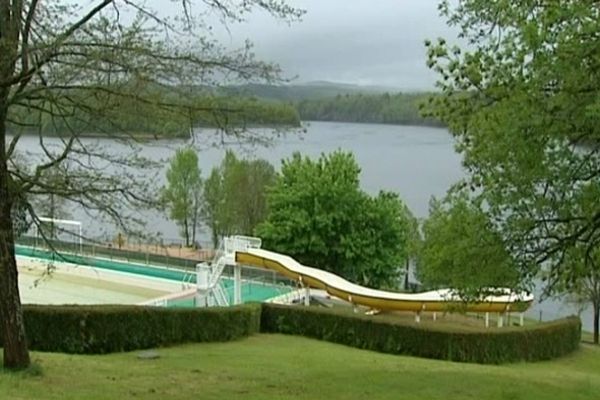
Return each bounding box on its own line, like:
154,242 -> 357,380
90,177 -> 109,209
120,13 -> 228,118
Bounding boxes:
303,285 -> 310,306
234,264 -> 242,305
433,312 -> 437,321
497,313 -> 503,328
415,311 -> 421,323
79,224 -> 83,254
195,263 -> 210,307
485,312 -> 489,328
519,312 -> 524,327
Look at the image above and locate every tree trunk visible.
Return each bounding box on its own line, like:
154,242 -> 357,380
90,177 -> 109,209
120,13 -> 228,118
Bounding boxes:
404,258 -> 410,291
0,116 -> 31,369
211,224 -> 219,249
191,198 -> 198,247
594,303 -> 599,345
183,217 -> 190,247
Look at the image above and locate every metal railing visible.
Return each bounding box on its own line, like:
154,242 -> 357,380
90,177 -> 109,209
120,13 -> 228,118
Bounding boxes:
16,235 -> 209,271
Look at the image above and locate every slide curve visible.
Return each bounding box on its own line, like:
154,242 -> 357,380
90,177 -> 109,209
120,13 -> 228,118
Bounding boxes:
236,248 -> 534,313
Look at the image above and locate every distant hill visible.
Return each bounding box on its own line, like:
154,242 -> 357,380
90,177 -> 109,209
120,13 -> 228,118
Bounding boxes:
221,81 -> 399,101
215,82 -> 443,127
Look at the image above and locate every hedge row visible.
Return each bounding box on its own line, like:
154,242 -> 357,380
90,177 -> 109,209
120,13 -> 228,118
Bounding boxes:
3,303 -> 580,363
18,303 -> 261,354
260,304 -> 581,364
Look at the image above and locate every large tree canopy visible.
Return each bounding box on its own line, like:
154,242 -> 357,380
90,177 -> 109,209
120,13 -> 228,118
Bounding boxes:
162,148 -> 202,247
256,151 -> 410,289
0,0 -> 302,368
203,150 -> 276,247
426,1 -> 600,293
418,192 -> 519,298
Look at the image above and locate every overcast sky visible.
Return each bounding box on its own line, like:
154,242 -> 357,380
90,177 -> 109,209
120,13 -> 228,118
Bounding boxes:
154,0 -> 459,90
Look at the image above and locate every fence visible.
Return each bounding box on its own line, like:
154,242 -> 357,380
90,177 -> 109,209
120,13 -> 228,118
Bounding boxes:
16,235 -> 210,271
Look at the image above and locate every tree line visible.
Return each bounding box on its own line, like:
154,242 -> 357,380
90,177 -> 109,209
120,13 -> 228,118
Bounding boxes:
295,92 -> 442,126
8,88 -> 301,139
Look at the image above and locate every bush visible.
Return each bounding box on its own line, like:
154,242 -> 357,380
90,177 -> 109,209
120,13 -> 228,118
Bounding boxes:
3,302 -> 580,363
19,303 -> 261,354
260,304 -> 581,364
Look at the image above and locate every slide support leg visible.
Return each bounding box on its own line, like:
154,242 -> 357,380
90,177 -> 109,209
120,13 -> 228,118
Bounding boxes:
234,264 -> 242,305
519,312 -> 524,327
195,263 -> 210,307
304,285 -> 310,306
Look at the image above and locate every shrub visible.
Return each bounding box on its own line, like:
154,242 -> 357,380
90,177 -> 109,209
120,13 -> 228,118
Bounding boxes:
19,303 -> 261,354
260,304 -> 581,364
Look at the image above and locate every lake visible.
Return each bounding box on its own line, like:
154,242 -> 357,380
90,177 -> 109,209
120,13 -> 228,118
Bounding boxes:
10,121 -> 590,329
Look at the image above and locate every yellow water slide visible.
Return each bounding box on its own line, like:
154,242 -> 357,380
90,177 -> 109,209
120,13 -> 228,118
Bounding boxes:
236,248 -> 534,313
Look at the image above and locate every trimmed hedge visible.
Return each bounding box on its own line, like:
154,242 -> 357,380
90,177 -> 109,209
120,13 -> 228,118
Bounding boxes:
2,303 -> 580,363
18,303 -> 261,354
260,304 -> 581,364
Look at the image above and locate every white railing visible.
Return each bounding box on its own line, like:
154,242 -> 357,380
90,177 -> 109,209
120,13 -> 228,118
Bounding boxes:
224,235 -> 262,254
138,288 -> 196,307
182,271 -> 195,290
213,282 -> 229,306
196,235 -> 264,308
266,288 -> 304,305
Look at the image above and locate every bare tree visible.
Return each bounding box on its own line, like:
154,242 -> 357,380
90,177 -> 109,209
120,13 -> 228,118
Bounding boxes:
0,0 -> 302,369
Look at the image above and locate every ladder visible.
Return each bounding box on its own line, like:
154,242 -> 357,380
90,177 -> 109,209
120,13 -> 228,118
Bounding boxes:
207,241 -> 230,306
195,235 -> 263,307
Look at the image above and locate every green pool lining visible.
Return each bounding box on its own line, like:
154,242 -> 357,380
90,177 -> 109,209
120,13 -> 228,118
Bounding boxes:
16,245 -> 293,304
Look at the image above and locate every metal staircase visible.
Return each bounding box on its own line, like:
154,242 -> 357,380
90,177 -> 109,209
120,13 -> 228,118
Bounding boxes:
195,235 -> 262,307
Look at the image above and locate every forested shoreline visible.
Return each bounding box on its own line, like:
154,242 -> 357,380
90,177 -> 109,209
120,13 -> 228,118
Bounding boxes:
8,94 -> 301,139
295,92 -> 442,127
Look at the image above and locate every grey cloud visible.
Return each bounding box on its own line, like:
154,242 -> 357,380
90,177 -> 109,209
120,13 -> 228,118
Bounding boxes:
151,0 -> 459,89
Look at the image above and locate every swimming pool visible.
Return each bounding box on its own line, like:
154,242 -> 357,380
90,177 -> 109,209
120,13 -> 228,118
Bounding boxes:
16,246 -> 292,306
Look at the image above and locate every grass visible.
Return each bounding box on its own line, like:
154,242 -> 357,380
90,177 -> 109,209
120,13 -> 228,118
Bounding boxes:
327,303 -> 543,332
1,334 -> 599,400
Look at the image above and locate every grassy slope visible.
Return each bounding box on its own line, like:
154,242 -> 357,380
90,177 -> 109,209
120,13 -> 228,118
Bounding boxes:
2,334 -> 599,400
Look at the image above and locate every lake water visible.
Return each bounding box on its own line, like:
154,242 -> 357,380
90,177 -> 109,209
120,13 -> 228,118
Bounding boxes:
10,121 -> 591,329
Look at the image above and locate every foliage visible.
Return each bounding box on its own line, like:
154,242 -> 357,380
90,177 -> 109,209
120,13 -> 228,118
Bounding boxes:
425,1 -> 600,297
418,192 -> 520,297
256,151 -> 410,288
296,92 -> 442,126
12,304 -> 261,354
224,82 -> 390,101
8,93 -> 301,138
558,244 -> 600,344
162,148 -> 203,247
1,301 -> 582,365
203,151 -> 276,247
193,96 -> 300,129
261,304 -> 581,364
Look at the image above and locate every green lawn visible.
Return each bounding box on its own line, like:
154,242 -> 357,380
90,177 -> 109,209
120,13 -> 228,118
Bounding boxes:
2,334 -> 599,400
